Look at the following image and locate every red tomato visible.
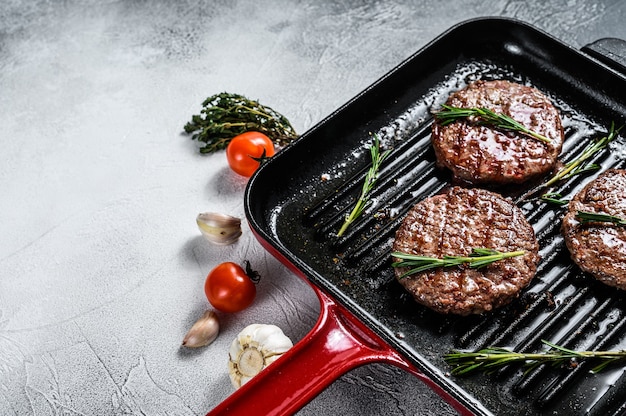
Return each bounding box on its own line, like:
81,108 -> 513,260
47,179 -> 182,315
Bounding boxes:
204,262 -> 257,312
226,132 -> 275,177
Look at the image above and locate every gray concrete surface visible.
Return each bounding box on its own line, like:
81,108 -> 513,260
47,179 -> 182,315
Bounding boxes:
1,1 -> 625,415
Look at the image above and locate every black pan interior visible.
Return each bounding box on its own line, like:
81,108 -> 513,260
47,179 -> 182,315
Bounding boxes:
245,17 -> 626,416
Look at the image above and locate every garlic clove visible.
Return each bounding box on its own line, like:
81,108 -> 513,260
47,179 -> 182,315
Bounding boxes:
182,310 -> 219,348
196,212 -> 242,245
228,324 -> 293,388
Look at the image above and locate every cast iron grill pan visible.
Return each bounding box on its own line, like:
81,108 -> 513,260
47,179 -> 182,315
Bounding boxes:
245,18 -> 626,416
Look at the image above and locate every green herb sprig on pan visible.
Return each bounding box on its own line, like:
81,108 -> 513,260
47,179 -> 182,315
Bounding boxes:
391,248 -> 525,278
445,340 -> 626,376
434,105 -> 552,143
337,135 -> 391,237
542,122 -> 623,188
576,210 -> 626,226
540,192 -> 569,206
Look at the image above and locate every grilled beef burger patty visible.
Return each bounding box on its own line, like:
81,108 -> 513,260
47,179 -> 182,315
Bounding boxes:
431,80 -> 564,185
393,186 -> 540,315
562,169 -> 626,290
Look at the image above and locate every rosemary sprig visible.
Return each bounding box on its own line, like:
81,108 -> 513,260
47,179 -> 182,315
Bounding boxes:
540,192 -> 569,206
543,122 -> 623,188
184,92 -> 298,153
576,210 -> 626,226
434,104 -> 551,143
337,135 -> 391,237
391,248 -> 525,278
445,340 -> 626,375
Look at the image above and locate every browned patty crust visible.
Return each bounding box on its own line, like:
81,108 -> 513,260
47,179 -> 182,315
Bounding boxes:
562,169 -> 626,290
431,80 -> 564,185
393,186 -> 540,315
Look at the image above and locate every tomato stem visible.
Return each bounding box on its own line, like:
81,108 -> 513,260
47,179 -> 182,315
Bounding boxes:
244,260 -> 261,284
249,148 -> 271,165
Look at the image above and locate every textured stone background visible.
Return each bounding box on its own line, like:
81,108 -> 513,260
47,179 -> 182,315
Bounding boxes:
1,1 -> 625,415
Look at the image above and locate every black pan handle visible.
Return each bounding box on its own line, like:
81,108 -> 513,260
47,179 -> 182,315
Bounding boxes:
581,38 -> 626,75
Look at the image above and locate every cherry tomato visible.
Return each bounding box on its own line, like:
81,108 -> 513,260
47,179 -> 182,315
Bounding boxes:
204,262 -> 257,312
226,131 -> 275,177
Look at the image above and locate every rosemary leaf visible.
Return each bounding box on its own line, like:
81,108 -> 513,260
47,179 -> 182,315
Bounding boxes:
391,248 -> 525,278
337,134 -> 391,237
184,92 -> 298,154
445,340 -> 626,376
576,210 -> 626,226
434,104 -> 551,143
540,192 -> 569,206
543,122 -> 623,188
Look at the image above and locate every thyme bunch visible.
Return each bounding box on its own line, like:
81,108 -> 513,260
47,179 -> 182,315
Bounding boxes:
184,92 -> 298,153
391,248 -> 525,278
445,340 -> 626,376
434,105 -> 551,143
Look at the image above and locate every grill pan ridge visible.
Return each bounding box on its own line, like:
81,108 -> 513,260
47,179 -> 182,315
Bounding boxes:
244,18 -> 626,416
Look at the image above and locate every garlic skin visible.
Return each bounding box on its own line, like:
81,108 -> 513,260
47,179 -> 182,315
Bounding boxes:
228,324 -> 293,388
182,310 -> 219,348
196,212 -> 242,245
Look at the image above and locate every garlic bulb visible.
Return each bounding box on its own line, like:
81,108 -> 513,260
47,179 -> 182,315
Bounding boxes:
182,310 -> 219,348
228,324 -> 293,388
196,212 -> 242,245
